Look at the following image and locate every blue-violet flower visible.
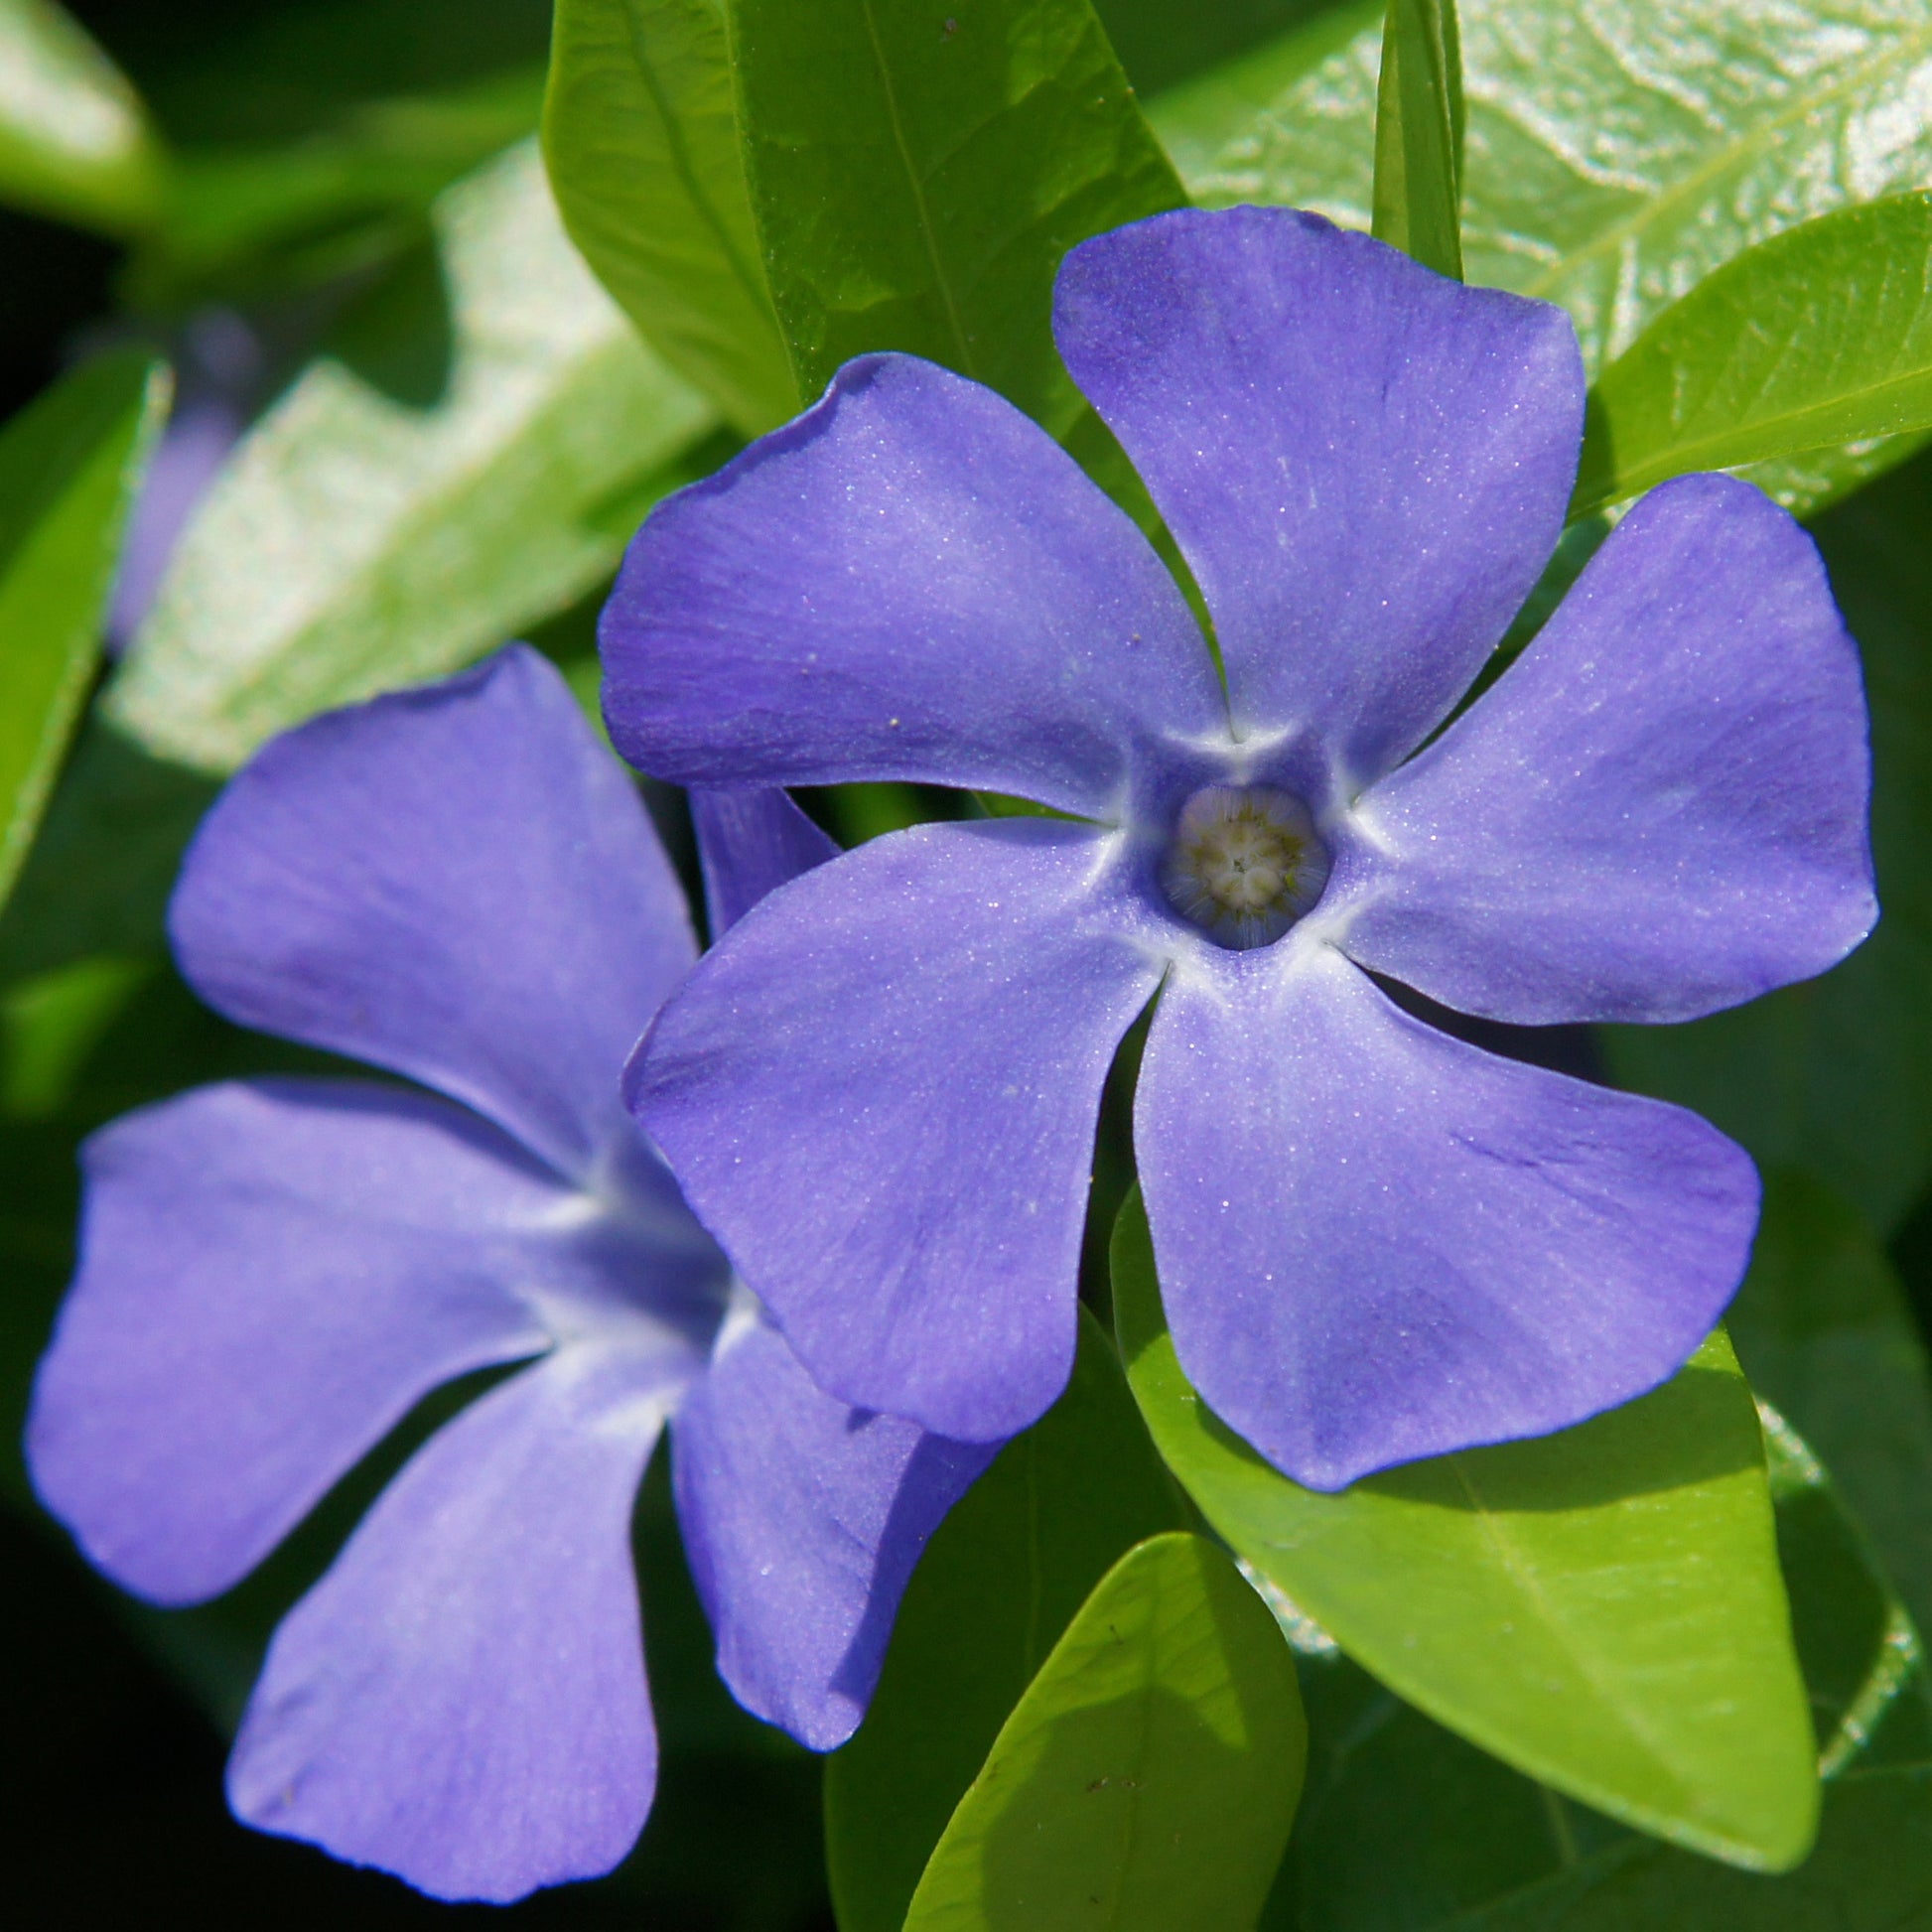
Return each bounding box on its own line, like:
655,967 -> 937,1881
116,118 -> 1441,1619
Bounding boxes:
601,207 -> 1875,1491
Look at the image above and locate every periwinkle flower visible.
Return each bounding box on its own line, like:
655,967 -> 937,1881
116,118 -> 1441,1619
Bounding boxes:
27,646 -> 991,1902
601,207 -> 1875,1492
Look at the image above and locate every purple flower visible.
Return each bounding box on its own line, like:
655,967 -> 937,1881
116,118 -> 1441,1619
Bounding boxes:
601,207 -> 1875,1492
26,646 -> 992,1903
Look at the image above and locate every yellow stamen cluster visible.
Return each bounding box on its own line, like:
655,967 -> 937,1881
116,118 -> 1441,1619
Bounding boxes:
1161,785 -> 1329,950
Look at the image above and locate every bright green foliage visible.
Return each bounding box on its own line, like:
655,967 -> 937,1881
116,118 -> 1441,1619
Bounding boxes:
1369,0 -> 1461,279
1174,0 -> 1932,514
1726,1172 -> 1932,1642
1606,447 -> 1932,1232
1270,1415 -> 1932,1929
728,0 -> 1186,432
0,353 -> 168,915
0,0 -> 163,234
105,143 -> 717,774
825,1311 -> 1186,1932
905,1532 -> 1306,1932
543,0 -> 799,433
1576,194 -> 1932,515
1111,1189 -> 1819,1872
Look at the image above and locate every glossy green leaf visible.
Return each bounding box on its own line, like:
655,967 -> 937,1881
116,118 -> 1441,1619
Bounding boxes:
0,0 -> 163,234
543,0 -> 798,433
825,1310 -> 1186,1932
1111,1188 -> 1818,1871
1370,0 -> 1461,279
0,352 -> 169,915
1727,1170 -> 1932,1642
1604,445 -> 1932,1232
905,1532 -> 1305,1932
729,0 -> 1186,432
1177,0 -> 1932,515
104,142 -> 718,774
1575,193 -> 1932,515
1271,1414 -> 1932,1930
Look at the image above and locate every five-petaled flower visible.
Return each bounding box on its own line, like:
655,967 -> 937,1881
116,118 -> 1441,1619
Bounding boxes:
603,207 -> 1875,1491
27,646 -> 991,1903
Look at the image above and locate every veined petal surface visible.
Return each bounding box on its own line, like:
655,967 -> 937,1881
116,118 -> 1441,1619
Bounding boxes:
1134,949 -> 1758,1490
600,354 -> 1225,818
1340,475 -> 1876,1024
170,645 -> 695,1179
1055,207 -> 1583,793
690,785 -> 840,938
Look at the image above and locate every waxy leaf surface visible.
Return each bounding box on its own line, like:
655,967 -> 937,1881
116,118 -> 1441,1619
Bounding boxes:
106,143 -> 716,773
1369,0 -> 1461,280
905,1533 -> 1305,1932
729,0 -> 1185,432
825,1311 -> 1185,1932
1112,1189 -> 1818,1872
0,352 -> 168,913
543,0 -> 798,432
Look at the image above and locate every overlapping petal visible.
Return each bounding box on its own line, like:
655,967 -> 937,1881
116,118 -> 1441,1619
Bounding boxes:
1135,949 -> 1758,1490
27,1079 -> 553,1604
671,1316 -> 997,1749
1338,475 -> 1876,1024
170,645 -> 695,1179
227,1344 -> 670,1903
631,818 -> 1164,1442
691,786 -> 839,938
1055,207 -> 1583,795
600,354 -> 1225,818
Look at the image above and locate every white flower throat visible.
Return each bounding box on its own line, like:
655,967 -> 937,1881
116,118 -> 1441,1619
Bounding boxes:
1161,785 -> 1330,950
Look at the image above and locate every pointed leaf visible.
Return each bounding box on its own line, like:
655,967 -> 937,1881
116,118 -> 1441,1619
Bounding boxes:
1370,0 -> 1461,279
0,352 -> 169,914
0,0 -> 162,234
728,0 -> 1186,432
825,1311 -> 1186,1932
1575,193 -> 1932,515
543,0 -> 798,433
1112,1188 -> 1818,1872
104,142 -> 717,773
905,1533 -> 1305,1932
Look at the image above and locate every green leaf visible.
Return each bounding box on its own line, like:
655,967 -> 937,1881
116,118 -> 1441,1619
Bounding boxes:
543,0 -> 798,434
905,1532 -> 1306,1932
0,0 -> 163,233
1604,445 -> 1932,1232
729,0 -> 1186,431
1271,1415 -> 1932,1931
103,141 -> 718,774
1370,0 -> 1461,279
1111,1187 -> 1819,1872
1727,1170 -> 1932,1644
1575,193 -> 1932,516
825,1310 -> 1187,1932
0,352 -> 169,916
1176,0 -> 1932,516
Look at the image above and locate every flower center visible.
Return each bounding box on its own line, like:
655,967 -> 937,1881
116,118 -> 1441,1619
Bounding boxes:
1160,785 -> 1330,950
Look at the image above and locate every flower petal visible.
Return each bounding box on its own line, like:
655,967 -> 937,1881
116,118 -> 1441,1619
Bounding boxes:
600,354 -> 1224,818
1055,207 -> 1584,792
28,1079 -> 554,1604
630,819 -> 1164,1441
170,644 -> 695,1178
690,786 -> 840,938
1338,475 -> 1876,1023
227,1344 -> 668,1904
672,1316 -> 996,1749
1135,949 -> 1758,1491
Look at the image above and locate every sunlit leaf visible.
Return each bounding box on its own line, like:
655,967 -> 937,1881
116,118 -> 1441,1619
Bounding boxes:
1370,0 -> 1461,279
905,1533 -> 1305,1932
825,1311 -> 1186,1932
0,352 -> 168,914
1112,1187 -> 1818,1872
105,142 -> 718,774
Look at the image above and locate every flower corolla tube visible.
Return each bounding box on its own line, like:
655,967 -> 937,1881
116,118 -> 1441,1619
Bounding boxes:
26,646 -> 993,1904
603,207 -> 1876,1492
